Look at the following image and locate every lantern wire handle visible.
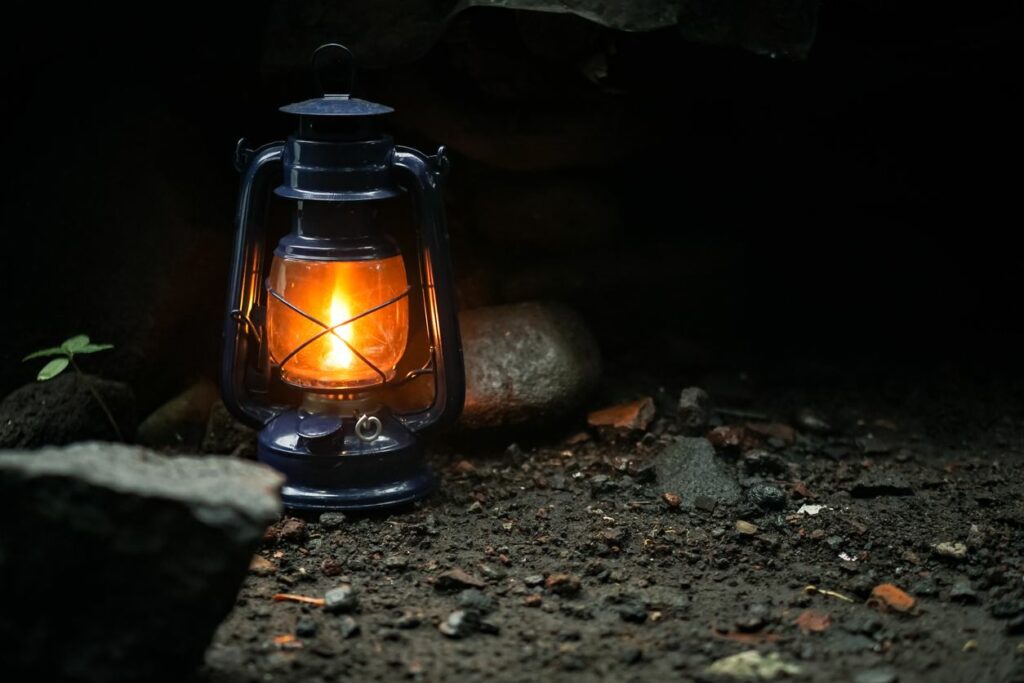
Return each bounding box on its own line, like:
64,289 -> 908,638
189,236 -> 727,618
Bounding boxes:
312,43 -> 356,97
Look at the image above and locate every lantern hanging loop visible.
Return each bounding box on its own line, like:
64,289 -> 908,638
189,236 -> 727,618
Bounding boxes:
313,43 -> 356,97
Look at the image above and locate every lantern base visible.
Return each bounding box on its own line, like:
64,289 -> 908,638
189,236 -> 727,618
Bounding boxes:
257,409 -> 436,511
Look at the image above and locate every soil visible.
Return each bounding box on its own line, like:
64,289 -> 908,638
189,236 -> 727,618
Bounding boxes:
200,377 -> 1024,683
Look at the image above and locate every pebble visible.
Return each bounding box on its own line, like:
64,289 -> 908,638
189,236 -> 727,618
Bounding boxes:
661,492 -> 682,509
524,574 -> 546,587
434,568 -> 487,591
933,542 -> 968,560
337,615 -> 360,639
735,520 -> 758,535
616,601 -> 648,623
278,518 -> 307,543
950,580 -> 979,603
795,407 -> 834,435
677,387 -> 710,434
747,482 -> 786,510
587,397 -> 656,433
439,610 -> 480,638
249,555 -> 276,576
383,555 -> 409,571
318,512 -> 347,529
458,589 -> 496,614
620,647 -> 643,665
853,669 -> 899,683
545,573 -> 582,596
324,584 -> 358,613
295,617 -> 317,638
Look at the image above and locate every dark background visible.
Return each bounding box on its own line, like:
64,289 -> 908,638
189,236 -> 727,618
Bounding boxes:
2,2 -> 1021,415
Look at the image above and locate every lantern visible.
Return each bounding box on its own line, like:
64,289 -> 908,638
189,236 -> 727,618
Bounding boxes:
221,44 -> 464,510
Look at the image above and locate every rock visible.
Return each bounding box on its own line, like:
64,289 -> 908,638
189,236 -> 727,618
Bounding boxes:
853,669 -> 899,683
438,609 -> 481,638
337,615 -> 361,639
458,589 -> 496,614
867,584 -> 916,613
795,407 -> 833,435
735,520 -> 758,535
201,400 -> 257,457
384,555 -> 410,571
661,492 -> 682,509
991,600 -> 1024,619
0,373 -> 135,448
747,482 -> 786,510
545,573 -> 582,596
654,437 -> 741,509
675,386 -> 710,433
136,378 -> 219,449
250,555 -> 277,576
324,584 -> 358,613
949,580 -> 978,603
616,600 -> 648,623
435,567 -> 487,591
0,443 -> 282,683
587,397 -> 655,433
318,511 -> 348,528
295,617 -> 317,638
278,517 -> 308,543
932,541 -> 968,560
705,650 -> 803,679
459,303 -> 601,429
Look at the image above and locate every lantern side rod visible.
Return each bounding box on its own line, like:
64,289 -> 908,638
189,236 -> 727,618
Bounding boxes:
391,146 -> 465,434
222,140 -> 285,428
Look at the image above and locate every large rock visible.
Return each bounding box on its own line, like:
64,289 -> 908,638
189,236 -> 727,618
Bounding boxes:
654,437 -> 741,509
0,373 -> 136,448
0,443 -> 283,683
459,302 -> 601,429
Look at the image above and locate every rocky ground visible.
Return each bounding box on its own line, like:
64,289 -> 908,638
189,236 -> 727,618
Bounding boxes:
198,378 -> 1024,683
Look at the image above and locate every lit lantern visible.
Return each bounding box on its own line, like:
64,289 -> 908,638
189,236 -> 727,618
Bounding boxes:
222,44 -> 464,510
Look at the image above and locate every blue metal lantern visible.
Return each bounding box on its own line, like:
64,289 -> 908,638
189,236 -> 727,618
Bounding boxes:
221,44 -> 464,511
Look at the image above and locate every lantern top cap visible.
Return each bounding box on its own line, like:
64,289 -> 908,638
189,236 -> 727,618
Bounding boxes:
279,43 -> 394,118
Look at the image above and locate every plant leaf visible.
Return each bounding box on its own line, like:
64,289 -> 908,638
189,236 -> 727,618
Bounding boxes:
37,357 -> 70,381
61,335 -> 91,353
23,347 -> 66,361
76,343 -> 114,354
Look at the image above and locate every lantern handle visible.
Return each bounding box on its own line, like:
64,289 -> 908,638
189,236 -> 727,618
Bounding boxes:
312,43 -> 356,97
391,146 -> 465,434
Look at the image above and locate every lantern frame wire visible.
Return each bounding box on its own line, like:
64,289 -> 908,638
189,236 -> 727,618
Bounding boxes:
265,279 -> 417,389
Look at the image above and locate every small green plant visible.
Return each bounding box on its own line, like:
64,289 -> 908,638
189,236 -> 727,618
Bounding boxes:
23,334 -> 123,441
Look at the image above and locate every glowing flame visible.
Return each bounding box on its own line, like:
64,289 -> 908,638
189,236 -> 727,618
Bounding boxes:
322,288 -> 354,370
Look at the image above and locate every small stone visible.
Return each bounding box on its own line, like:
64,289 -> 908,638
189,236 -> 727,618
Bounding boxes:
661,492 -> 682,509
524,574 -> 546,587
295,617 -> 317,638
384,555 -> 409,571
468,500 -> 485,513
616,601 -> 648,623
655,437 -> 741,509
620,647 -> 643,665
439,610 -> 480,638
395,611 -> 422,629
677,387 -> 711,434
249,555 -> 276,576
735,520 -> 758,535
853,669 -> 899,683
318,512 -> 347,529
435,568 -> 487,591
320,558 -> 345,577
950,580 -> 979,603
694,496 -> 717,513
545,573 -> 582,596
458,589 -> 495,614
868,584 -> 916,613
587,397 -> 656,433
991,600 -> 1024,619
933,542 -> 968,560
795,407 -> 833,435
706,650 -> 802,679
324,584 -> 358,613
747,483 -> 786,510
337,615 -> 360,639
524,594 -> 543,608
278,518 -> 307,543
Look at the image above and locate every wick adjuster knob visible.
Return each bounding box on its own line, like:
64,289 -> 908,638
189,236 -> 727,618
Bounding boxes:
297,414 -> 346,454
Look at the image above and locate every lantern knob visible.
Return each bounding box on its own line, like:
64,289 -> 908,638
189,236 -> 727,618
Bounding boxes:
296,414 -> 346,454
313,43 -> 356,97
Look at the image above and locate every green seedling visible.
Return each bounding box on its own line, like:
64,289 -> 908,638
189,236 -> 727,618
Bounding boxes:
23,335 -> 123,441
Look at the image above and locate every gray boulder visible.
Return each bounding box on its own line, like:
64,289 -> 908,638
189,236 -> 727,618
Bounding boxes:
0,443 -> 283,683
654,436 -> 741,509
459,302 -> 601,429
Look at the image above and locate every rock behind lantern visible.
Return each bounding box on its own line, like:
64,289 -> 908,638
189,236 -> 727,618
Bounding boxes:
459,302 -> 602,429
0,443 -> 283,683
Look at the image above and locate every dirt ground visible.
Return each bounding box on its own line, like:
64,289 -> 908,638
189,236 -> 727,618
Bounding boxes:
200,377 -> 1024,683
